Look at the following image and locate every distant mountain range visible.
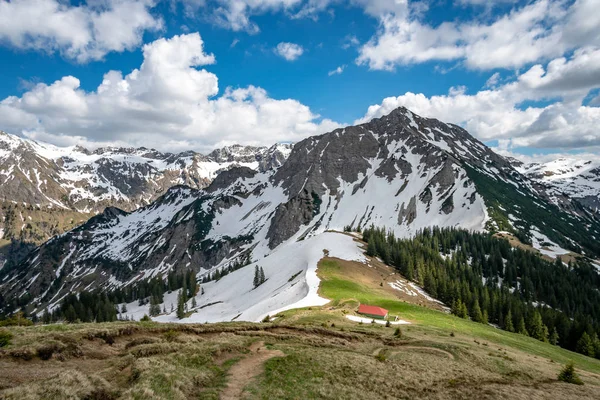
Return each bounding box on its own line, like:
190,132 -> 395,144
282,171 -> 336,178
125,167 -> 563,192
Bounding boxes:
2,107 -> 599,319
0,130 -> 291,268
510,157 -> 600,213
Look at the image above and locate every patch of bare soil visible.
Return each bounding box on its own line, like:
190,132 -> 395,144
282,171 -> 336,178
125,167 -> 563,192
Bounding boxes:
220,341 -> 285,400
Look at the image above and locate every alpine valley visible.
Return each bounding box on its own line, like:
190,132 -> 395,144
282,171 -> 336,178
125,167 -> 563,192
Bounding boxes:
1,107 -> 599,321
3,107 -> 600,398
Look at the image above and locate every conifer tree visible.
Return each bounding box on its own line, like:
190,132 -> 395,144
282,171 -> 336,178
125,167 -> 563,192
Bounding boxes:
505,310 -> 514,332
253,266 -> 260,288
259,267 -> 266,284
177,290 -> 186,319
549,327 -> 560,346
517,317 -> 529,336
577,332 -> 595,357
529,311 -> 548,342
41,308 -> 51,324
471,299 -> 483,323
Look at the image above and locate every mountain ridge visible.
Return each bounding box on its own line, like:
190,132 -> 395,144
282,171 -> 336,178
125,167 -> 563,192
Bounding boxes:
513,156 -> 600,213
2,106 -> 599,319
0,130 -> 292,269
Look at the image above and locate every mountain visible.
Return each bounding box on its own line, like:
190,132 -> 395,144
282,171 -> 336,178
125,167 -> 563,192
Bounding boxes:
0,130 -> 292,268
1,107 -> 599,319
513,157 -> 600,213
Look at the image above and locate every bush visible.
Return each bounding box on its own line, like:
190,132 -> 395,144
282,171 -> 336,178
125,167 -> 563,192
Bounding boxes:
558,361 -> 583,385
375,350 -> 387,362
393,328 -> 403,338
140,314 -> 151,322
163,330 -> 179,343
0,329 -> 13,347
262,315 -> 271,323
0,312 -> 33,327
37,343 -> 62,360
9,347 -> 35,361
385,320 -> 391,327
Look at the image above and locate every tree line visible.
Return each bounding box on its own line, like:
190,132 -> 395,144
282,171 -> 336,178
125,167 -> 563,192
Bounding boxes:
361,225 -> 600,359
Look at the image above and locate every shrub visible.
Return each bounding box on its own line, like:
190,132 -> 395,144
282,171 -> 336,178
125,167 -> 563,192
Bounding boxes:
0,329 -> 13,347
375,350 -> 387,362
385,320 -> 391,327
140,314 -> 151,322
163,330 -> 179,343
9,347 -> 35,361
558,361 -> 583,385
37,343 -> 63,360
393,328 -> 403,338
262,315 -> 271,323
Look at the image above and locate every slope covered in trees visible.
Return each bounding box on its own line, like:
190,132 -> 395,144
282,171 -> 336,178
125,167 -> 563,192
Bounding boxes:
362,226 -> 600,358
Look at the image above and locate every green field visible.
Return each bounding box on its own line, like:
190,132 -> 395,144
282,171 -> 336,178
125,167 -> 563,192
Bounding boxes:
1,257 -> 600,399
316,258 -> 600,373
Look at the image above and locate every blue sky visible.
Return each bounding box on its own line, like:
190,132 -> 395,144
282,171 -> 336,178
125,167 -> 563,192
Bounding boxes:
0,0 -> 599,158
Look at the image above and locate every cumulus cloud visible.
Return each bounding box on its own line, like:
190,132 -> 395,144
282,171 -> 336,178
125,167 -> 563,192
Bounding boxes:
357,0 -> 600,71
274,42 -> 304,61
0,33 -> 339,152
356,48 -> 600,151
0,0 -> 163,63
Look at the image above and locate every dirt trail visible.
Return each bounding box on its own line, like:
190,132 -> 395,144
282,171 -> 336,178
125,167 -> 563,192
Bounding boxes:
220,341 -> 285,400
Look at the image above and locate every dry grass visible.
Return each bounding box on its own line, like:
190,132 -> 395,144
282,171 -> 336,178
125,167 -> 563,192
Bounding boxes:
2,248 -> 600,399
0,319 -> 599,399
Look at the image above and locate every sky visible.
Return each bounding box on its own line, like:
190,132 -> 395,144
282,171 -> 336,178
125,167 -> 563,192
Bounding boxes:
0,0 -> 599,159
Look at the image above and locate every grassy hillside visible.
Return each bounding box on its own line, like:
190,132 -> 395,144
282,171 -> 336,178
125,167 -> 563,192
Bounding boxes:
1,250 -> 600,399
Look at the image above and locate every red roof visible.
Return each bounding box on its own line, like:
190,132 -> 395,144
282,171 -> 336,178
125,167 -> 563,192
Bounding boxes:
358,304 -> 388,316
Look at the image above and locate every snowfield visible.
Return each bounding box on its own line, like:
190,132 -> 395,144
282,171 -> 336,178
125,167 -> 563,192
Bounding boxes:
120,232 -> 367,323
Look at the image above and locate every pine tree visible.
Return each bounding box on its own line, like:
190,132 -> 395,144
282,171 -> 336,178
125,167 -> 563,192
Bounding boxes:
517,317 -> 529,336
176,290 -> 186,319
192,297 -> 197,308
505,310 -> 515,332
121,304 -> 127,313
259,267 -> 266,284
471,299 -> 483,323
549,327 -> 560,345
42,308 -> 51,324
253,266 -> 260,288
529,311 -> 548,342
366,239 -> 377,257
592,333 -> 600,359
149,296 -> 162,317
577,332 -> 595,357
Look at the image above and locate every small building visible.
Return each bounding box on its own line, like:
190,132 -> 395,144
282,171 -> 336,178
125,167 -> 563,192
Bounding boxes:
358,304 -> 389,320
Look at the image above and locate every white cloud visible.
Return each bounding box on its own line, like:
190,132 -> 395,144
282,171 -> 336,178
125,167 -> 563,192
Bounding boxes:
0,0 -> 163,63
356,48 -> 600,151
274,42 -> 304,61
201,0 -> 302,33
485,72 -> 501,88
0,33 -> 339,152
357,0 -> 600,71
328,65 -> 345,76
341,34 -> 360,49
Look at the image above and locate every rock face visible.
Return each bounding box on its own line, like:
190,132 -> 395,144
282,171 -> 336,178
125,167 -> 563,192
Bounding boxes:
0,131 -> 292,267
513,157 -> 600,213
2,107 -> 599,315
